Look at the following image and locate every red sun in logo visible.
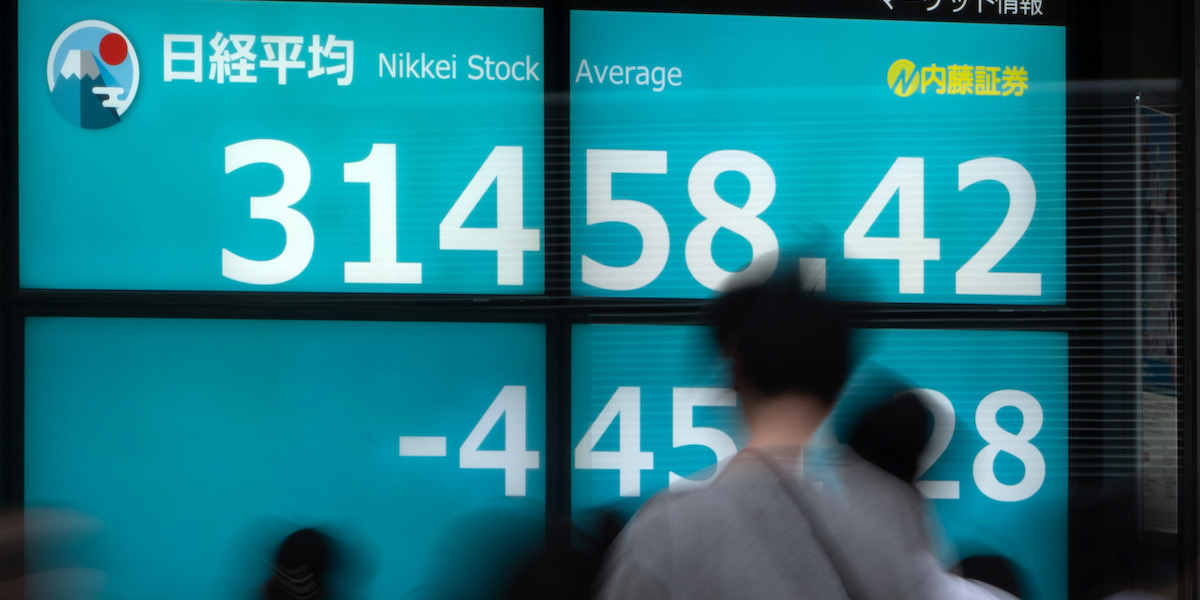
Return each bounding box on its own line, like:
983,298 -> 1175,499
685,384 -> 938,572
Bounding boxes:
99,32 -> 127,66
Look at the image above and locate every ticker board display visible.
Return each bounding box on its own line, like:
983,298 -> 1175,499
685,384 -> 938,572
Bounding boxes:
19,1 -> 544,293
572,325 -> 1067,600
24,317 -> 546,599
571,11 -> 1065,303
15,3 -> 1078,600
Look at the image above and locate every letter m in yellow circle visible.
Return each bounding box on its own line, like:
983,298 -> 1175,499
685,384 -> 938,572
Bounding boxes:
888,59 -> 920,97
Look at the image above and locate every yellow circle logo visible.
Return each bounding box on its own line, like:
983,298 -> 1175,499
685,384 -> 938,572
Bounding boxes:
888,59 -> 919,97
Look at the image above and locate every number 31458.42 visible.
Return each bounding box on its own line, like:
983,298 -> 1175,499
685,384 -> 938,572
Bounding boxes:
224,143 -> 1040,297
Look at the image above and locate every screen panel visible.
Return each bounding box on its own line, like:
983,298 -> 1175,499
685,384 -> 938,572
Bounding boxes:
570,10 -> 1065,304
18,1 -> 544,293
24,317 -> 546,599
571,324 -> 1067,600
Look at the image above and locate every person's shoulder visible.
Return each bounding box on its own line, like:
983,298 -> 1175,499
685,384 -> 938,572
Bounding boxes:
617,484 -> 704,541
596,485 -> 706,596
620,454 -> 775,533
829,447 -> 924,506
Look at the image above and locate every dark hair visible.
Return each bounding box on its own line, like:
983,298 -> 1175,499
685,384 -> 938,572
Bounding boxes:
848,390 -> 930,483
707,265 -> 854,407
263,528 -> 332,600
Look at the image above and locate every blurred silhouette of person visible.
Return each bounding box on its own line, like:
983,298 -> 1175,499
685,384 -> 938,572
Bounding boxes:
0,507 -> 106,599
596,262 -> 1018,600
848,388 -> 929,484
849,388 -> 1025,598
262,528 -> 335,600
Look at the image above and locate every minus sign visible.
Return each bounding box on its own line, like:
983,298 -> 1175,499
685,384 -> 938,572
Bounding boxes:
399,436 -> 448,457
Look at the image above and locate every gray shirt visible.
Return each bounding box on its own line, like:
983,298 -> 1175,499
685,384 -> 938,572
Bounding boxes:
597,446 -> 1015,600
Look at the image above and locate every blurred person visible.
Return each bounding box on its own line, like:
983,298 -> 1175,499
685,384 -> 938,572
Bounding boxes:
849,387 -> 1025,598
847,386 -> 929,485
261,527 -> 337,600
0,507 -> 105,600
596,262 -> 1017,600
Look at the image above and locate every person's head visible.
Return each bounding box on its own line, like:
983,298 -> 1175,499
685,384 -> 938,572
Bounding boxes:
848,390 -> 929,483
706,262 -> 854,410
263,528 -> 333,600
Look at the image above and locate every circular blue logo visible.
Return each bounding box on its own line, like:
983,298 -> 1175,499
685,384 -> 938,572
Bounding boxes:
47,20 -> 140,129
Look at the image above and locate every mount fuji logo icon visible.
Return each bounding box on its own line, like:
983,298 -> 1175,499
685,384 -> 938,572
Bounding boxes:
47,20 -> 139,129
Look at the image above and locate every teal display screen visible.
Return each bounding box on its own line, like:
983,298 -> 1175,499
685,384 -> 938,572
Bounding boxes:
24,317 -> 547,598
571,11 -> 1065,303
17,4 -> 1076,600
19,1 -> 544,293
572,325 -> 1067,600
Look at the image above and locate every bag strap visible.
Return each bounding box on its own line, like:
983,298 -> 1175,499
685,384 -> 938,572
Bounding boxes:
743,447 -> 874,600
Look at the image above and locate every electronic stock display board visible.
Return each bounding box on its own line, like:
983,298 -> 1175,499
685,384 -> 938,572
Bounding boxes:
16,1 -> 1070,599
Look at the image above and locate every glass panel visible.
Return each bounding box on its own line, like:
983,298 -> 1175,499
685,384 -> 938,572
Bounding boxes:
19,1 -> 545,293
572,324 -> 1067,600
570,10 -> 1065,303
25,317 -> 546,598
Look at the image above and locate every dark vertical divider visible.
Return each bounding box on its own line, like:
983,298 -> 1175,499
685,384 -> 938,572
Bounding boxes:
1,0 -> 19,515
545,313 -> 571,550
0,313 -> 23,580
544,0 -> 570,299
0,2 -> 21,584
543,0 -> 573,549
1065,4 -> 1107,593
2,0 -> 14,300
0,312 -> 18,510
